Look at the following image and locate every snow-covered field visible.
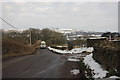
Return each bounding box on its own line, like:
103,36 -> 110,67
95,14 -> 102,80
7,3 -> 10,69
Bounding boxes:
48,46 -> 93,54
84,53 -> 108,78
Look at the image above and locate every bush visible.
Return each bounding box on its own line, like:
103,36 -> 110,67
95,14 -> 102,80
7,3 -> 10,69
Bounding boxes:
68,41 -> 74,50
93,41 -> 120,76
106,69 -> 119,77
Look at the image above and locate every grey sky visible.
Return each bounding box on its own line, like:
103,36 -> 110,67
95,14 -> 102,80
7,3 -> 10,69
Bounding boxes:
2,2 -> 118,32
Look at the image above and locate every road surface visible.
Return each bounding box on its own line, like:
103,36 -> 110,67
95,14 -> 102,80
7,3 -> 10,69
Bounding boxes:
3,49 -> 85,78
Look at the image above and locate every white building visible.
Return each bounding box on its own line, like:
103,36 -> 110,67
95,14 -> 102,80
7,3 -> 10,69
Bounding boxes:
53,28 -> 75,34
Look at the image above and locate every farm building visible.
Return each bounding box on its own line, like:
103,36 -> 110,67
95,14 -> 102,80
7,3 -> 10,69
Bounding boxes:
87,37 -> 107,47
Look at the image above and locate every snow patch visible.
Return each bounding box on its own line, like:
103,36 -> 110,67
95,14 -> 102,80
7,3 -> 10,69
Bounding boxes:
70,69 -> 80,75
109,76 -> 120,78
67,58 -> 80,62
48,46 -> 94,54
83,53 -> 108,78
71,47 -> 94,53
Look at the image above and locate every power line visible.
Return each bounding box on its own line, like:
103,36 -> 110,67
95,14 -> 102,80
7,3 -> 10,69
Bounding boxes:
0,17 -> 33,45
0,17 -> 18,30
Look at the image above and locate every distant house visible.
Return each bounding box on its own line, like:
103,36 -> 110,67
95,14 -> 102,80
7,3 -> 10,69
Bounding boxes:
101,32 -> 120,41
87,37 -> 107,47
54,28 -> 74,34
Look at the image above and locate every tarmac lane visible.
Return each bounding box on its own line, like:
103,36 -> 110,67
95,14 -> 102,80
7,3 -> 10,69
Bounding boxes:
2,48 -> 84,78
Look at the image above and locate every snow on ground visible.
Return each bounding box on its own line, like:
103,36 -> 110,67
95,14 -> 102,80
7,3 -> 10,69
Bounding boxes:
109,76 -> 120,78
71,47 -> 94,53
48,46 -> 93,62
67,58 -> 80,62
69,54 -> 86,58
70,69 -> 80,75
48,46 -> 69,54
67,54 -> 85,62
48,46 -> 120,78
83,53 -> 108,78
48,46 -> 94,54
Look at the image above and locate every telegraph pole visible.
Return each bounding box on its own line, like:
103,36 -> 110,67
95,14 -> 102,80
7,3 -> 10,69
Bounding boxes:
29,28 -> 32,45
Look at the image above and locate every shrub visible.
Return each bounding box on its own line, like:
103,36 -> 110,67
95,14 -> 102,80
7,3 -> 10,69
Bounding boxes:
93,41 -> 120,76
68,41 -> 74,50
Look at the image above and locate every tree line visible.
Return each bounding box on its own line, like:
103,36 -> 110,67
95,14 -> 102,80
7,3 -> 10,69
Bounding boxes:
2,28 -> 67,46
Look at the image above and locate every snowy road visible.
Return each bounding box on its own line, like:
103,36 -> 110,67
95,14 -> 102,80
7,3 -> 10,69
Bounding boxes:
2,49 -> 85,78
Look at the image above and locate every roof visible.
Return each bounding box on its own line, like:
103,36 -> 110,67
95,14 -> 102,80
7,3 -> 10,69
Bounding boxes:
88,37 -> 107,40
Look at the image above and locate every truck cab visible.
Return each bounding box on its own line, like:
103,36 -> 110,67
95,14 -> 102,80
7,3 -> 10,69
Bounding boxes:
40,41 -> 46,49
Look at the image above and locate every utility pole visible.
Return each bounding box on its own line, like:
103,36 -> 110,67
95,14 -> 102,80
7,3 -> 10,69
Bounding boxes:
29,28 -> 31,45
37,28 -> 39,40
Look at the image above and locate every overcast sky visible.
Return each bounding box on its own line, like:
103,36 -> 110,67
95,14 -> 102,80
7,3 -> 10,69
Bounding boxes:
2,2 -> 118,32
